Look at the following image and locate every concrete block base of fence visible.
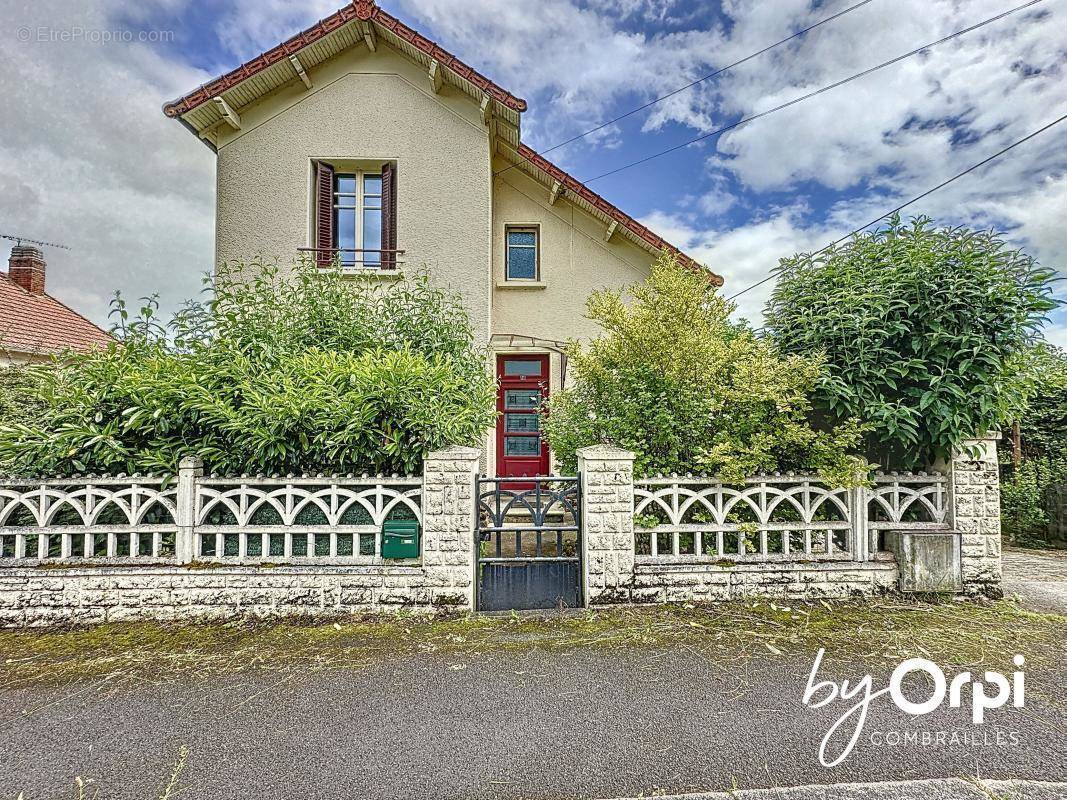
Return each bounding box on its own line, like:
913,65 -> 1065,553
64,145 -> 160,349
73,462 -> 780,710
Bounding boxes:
626,559 -> 899,605
0,565 -> 466,627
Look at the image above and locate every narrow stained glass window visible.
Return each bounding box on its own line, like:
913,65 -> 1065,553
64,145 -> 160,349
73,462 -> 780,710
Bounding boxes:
504,436 -> 541,456
504,389 -> 540,409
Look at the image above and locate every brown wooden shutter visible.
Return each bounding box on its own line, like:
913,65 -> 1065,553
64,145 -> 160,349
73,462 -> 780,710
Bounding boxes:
315,161 -> 334,266
381,162 -> 397,269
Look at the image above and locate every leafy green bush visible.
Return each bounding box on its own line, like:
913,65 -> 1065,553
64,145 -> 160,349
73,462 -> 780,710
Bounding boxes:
543,255 -> 867,484
0,365 -> 47,427
765,215 -> 1059,469
0,260 -> 495,476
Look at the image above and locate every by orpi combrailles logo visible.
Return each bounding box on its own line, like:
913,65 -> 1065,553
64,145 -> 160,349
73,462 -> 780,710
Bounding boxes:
802,648 -> 1025,767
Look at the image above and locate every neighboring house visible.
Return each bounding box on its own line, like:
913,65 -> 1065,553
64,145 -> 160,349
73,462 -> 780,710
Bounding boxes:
164,0 -> 722,478
0,245 -> 112,366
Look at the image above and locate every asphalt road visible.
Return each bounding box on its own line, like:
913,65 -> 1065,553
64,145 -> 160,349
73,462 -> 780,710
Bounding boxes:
1,645 -> 1064,800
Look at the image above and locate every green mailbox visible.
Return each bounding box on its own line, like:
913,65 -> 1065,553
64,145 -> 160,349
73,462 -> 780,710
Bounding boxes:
381,519 -> 420,559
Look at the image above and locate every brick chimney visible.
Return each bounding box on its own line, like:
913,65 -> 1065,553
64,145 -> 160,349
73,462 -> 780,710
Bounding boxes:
7,245 -> 46,294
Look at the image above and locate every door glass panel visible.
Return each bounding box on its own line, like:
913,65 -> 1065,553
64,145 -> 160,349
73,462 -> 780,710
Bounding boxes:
503,359 -> 542,377
505,413 -> 539,432
504,436 -> 541,456
504,389 -> 540,409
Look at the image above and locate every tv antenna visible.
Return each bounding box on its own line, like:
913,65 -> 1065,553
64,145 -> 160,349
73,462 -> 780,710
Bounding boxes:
0,233 -> 71,251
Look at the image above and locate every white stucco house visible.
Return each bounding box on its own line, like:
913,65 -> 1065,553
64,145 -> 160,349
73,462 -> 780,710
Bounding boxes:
163,0 -> 721,478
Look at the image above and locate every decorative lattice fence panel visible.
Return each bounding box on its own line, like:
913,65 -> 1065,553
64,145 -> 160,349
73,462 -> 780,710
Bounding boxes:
195,477 -> 422,562
0,477 -> 178,561
633,473 -> 950,563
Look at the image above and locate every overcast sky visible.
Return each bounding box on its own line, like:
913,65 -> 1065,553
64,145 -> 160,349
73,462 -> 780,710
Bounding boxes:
2,0 -> 1065,342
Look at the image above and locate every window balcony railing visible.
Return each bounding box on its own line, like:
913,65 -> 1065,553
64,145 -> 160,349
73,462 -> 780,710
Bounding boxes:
297,247 -> 406,270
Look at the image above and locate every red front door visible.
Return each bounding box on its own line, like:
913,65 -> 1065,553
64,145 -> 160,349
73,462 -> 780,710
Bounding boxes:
496,354 -> 550,480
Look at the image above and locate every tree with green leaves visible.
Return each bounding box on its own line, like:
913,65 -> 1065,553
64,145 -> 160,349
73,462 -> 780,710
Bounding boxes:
999,343 -> 1067,546
0,260 -> 496,477
765,215 -> 1059,469
543,255 -> 867,484
1011,343 -> 1067,460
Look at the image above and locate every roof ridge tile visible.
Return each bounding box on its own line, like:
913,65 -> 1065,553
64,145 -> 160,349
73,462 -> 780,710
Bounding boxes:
162,1 -> 528,118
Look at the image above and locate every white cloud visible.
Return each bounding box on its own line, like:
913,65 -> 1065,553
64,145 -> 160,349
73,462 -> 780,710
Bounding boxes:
642,205 -> 833,323
641,0 -> 1067,334
387,0 -> 730,156
214,0 -> 343,62
1042,324 -> 1067,350
0,0 -> 215,326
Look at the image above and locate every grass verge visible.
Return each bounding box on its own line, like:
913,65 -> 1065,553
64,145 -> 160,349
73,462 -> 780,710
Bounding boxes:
1,598 -> 1063,688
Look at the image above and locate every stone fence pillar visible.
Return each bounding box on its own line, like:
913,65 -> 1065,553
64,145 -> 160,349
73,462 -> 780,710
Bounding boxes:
422,446 -> 480,610
175,455 -> 203,563
948,433 -> 1003,598
577,445 -> 635,606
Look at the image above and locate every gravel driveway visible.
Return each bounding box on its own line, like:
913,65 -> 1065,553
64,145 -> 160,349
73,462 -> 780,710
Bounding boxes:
1003,547 -> 1067,613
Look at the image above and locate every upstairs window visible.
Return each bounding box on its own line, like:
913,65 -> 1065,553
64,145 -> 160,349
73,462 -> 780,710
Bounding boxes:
314,161 -> 396,269
334,173 -> 382,267
505,226 -> 539,281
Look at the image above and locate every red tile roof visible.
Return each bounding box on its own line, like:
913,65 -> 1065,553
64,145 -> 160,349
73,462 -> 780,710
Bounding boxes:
162,0 -> 528,118
516,144 -> 722,285
0,273 -> 113,358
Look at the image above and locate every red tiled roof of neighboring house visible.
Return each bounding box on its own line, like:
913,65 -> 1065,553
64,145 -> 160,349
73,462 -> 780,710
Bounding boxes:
0,273 -> 113,358
162,0 -> 528,118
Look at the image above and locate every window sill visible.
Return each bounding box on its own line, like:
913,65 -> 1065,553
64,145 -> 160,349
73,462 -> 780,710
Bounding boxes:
496,280 -> 547,290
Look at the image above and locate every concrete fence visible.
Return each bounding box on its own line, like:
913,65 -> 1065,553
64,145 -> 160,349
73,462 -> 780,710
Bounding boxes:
0,436 -> 1001,625
0,446 -> 480,625
579,434 -> 1001,605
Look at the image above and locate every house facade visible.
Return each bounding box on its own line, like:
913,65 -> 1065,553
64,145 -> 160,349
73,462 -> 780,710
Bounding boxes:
164,0 -> 721,477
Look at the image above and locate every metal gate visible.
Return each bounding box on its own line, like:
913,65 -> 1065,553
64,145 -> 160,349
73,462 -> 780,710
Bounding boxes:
476,476 -> 582,611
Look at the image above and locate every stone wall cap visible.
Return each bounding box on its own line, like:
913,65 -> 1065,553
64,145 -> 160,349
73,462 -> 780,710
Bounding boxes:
962,430 -> 1002,442
576,444 -> 635,459
425,445 -> 482,459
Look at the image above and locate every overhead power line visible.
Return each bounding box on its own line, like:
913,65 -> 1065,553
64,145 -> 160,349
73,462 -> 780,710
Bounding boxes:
724,110 -> 1067,302
493,0 -> 876,178
581,0 -> 1046,185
